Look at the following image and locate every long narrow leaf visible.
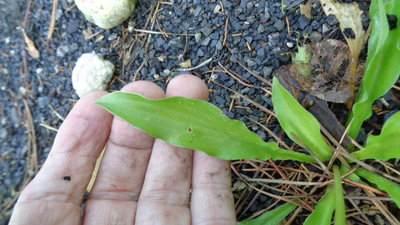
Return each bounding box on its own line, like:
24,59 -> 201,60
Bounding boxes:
352,112 -> 400,160
356,168 -> 400,207
96,92 -> 315,162
333,165 -> 346,225
272,77 -> 332,162
238,202 -> 298,225
347,0 -> 400,138
303,187 -> 335,225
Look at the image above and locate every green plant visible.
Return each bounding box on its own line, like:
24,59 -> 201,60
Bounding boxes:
238,200 -> 299,225
96,0 -> 400,223
346,0 -> 400,138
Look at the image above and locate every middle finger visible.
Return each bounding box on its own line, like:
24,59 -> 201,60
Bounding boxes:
84,81 -> 165,225
135,75 -> 209,225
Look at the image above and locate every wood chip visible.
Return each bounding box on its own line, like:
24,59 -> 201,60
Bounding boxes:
21,29 -> 40,59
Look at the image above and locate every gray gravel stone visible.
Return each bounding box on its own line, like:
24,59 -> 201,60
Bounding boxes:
322,24 -> 331,33
56,45 -> 70,58
10,107 -> 22,127
257,24 -> 265,33
37,96 -> 51,108
216,41 -> 223,50
310,31 -> 322,42
274,20 -> 285,31
201,37 -> 211,46
246,59 -> 256,67
200,26 -> 213,37
197,48 -> 204,57
262,66 -> 273,77
0,128 -> 7,139
267,33 -> 280,46
327,14 -> 338,25
298,16 -> 310,29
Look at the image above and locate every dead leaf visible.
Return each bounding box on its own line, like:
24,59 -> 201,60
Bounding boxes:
300,1 -> 312,19
83,27 -> 93,40
95,35 -> 104,43
319,0 -> 368,62
277,39 -> 364,103
179,59 -> 192,68
319,0 -> 369,96
21,29 -> 40,59
232,180 -> 247,191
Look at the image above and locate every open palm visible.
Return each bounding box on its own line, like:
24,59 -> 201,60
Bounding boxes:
9,75 -> 236,225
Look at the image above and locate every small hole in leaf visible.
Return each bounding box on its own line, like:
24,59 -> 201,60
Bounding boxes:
387,14 -> 398,30
187,127 -> 193,133
343,28 -> 355,39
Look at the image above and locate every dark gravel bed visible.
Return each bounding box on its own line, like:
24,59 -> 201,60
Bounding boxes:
2,0 -> 398,224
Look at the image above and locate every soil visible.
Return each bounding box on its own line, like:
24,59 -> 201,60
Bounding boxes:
0,0 -> 399,224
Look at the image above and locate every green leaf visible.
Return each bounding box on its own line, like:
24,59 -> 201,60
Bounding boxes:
333,165 -> 346,225
356,168 -> 400,207
96,92 -> 315,163
292,46 -> 312,77
272,77 -> 332,162
352,112 -> 400,160
238,201 -> 298,225
347,0 -> 400,138
303,187 -> 335,225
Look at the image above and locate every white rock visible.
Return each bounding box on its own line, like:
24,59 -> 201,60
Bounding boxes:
72,53 -> 115,97
75,0 -> 136,29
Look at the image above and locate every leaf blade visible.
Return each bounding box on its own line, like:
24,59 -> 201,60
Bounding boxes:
238,202 -> 298,225
352,112 -> 400,160
96,92 -> 315,163
303,187 -> 335,225
333,165 -> 347,225
272,77 -> 332,162
347,0 -> 400,138
356,168 -> 400,208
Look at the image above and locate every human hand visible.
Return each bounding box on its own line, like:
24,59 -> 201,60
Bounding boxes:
9,75 -> 236,225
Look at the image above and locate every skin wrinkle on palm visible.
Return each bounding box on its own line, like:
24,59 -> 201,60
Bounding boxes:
9,75 -> 236,225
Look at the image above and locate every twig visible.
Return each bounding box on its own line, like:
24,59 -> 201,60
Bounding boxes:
133,29 -> 195,36
235,59 -> 272,86
243,177 -> 328,186
212,80 -> 276,117
39,123 -> 58,132
348,199 -> 374,225
23,99 -> 38,174
47,0 -> 58,41
223,16 -> 229,47
176,58 -> 213,71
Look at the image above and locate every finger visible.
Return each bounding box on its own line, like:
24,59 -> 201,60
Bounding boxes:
191,152 -> 236,225
135,75 -> 208,225
83,81 -> 165,225
9,91 -> 113,225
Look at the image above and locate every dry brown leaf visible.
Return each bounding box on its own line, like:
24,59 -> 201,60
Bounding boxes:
179,59 -> 192,68
319,0 -> 369,96
300,1 -> 312,19
277,39 -> 364,103
319,0 -> 367,61
83,27 -> 93,40
21,29 -> 40,59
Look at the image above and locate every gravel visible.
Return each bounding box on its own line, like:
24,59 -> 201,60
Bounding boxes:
1,0 -> 392,224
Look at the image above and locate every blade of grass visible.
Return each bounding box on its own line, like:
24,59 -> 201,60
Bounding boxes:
238,201 -> 298,225
356,168 -> 400,207
333,165 -> 346,225
303,187 -> 335,225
